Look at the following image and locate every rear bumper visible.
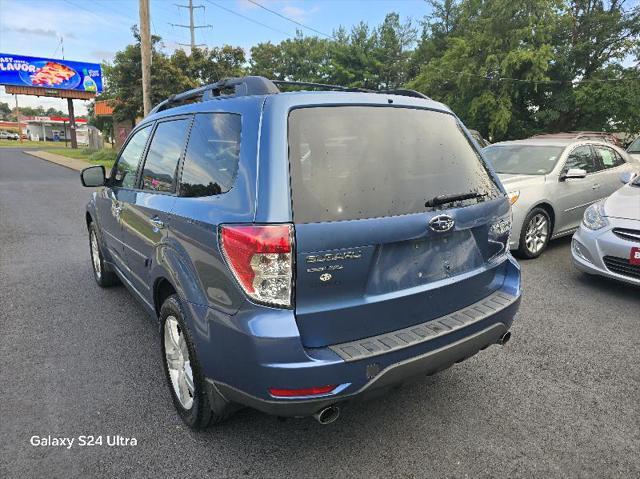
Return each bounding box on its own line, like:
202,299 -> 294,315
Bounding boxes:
188,256 -> 521,417
209,320 -> 512,417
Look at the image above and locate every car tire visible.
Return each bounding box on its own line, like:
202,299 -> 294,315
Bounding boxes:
160,294 -> 231,429
89,223 -> 120,287
516,207 -> 552,259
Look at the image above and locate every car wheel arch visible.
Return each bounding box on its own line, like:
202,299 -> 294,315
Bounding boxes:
154,277 -> 177,318
529,202 -> 555,236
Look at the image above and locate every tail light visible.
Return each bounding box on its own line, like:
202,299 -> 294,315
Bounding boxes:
219,224 -> 294,308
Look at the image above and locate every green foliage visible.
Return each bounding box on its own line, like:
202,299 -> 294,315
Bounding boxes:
102,3 -> 639,139
410,0 -> 640,140
88,149 -> 118,163
103,27 -> 245,122
0,102 -> 10,119
249,15 -> 417,90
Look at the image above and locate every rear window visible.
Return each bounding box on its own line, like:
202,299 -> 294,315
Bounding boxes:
288,106 -> 499,223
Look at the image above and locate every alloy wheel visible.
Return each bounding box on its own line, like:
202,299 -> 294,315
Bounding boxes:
90,230 -> 102,279
164,316 -> 195,410
524,213 -> 549,255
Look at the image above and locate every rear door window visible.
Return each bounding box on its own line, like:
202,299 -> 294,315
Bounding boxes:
288,106 -> 499,223
564,146 -> 598,174
140,118 -> 191,193
595,145 -> 625,169
179,113 -> 241,197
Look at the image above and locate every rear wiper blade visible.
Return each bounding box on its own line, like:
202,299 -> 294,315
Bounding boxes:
425,191 -> 485,208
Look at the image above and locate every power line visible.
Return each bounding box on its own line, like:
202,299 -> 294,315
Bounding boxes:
203,0 -> 291,37
246,0 -> 333,39
63,0 -> 137,31
432,67 -> 639,84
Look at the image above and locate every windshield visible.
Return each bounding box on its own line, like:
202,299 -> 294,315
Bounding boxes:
627,137 -> 640,153
288,106 -> 500,223
483,145 -> 565,175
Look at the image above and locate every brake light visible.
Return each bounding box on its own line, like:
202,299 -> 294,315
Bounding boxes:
268,385 -> 337,397
219,224 -> 294,307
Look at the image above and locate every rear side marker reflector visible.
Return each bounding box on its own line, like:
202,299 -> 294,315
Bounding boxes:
220,224 -> 294,308
269,385 -> 337,397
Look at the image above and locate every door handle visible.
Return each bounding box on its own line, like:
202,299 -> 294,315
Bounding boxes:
591,183 -> 600,190
149,217 -> 165,231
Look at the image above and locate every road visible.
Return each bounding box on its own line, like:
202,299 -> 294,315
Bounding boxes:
1,148 -> 638,478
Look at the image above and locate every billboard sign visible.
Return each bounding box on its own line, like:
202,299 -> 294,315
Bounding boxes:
0,54 -> 102,93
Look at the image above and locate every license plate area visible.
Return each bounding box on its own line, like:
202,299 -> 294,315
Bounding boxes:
366,230 -> 485,295
630,247 -> 640,266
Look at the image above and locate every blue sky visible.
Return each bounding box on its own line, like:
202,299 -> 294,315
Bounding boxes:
0,0 -> 432,114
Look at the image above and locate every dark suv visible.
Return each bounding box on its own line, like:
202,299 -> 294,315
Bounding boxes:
80,77 -> 521,428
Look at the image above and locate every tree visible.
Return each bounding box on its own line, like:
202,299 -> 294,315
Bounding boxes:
410,0 -> 559,140
539,0 -> 640,131
101,3 -> 639,139
409,0 -> 640,140
249,42 -> 284,79
374,13 -> 417,89
102,27 -> 195,122
250,32 -> 330,82
0,102 -> 11,119
170,45 -> 246,84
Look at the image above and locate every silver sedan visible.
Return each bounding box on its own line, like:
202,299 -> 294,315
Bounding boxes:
572,172 -> 640,285
484,139 -> 639,258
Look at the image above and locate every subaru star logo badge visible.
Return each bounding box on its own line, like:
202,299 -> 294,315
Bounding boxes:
429,215 -> 455,233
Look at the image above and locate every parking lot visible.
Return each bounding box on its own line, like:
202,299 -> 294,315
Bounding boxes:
1,148 -> 638,478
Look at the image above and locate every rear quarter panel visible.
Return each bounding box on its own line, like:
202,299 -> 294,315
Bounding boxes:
158,96 -> 265,314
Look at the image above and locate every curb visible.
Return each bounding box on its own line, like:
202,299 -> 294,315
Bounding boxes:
23,150 -> 88,172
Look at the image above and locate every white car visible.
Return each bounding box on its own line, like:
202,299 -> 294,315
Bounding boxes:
484,139 -> 638,258
572,172 -> 640,285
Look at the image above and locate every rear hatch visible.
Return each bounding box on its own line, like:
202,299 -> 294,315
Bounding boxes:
288,105 -> 510,348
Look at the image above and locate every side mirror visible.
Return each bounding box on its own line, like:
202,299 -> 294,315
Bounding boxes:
620,171 -> 638,184
80,165 -> 106,187
560,168 -> 587,181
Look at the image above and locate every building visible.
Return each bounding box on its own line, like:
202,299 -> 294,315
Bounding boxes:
23,116 -> 88,143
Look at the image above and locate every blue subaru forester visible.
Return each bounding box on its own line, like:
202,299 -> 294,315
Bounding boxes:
80,77 -> 521,428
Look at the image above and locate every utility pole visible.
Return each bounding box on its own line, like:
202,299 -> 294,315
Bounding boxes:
67,98 -> 77,149
14,94 -> 22,143
170,0 -> 211,52
139,0 -> 152,116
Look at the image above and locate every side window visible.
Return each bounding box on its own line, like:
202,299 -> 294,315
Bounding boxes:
140,118 -> 191,193
595,145 -> 625,169
113,125 -> 151,189
564,146 -> 597,174
179,113 -> 241,197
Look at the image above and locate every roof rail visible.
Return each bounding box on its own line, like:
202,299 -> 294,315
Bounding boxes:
149,76 -> 279,115
149,76 -> 431,115
271,80 -> 371,93
379,88 -> 430,99
273,80 -> 431,99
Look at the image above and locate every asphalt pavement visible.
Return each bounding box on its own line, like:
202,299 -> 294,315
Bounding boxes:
1,148 -> 638,478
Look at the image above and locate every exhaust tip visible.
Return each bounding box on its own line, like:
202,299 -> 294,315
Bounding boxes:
497,331 -> 512,346
313,406 -> 340,425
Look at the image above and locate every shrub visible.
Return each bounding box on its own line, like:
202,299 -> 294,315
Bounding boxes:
88,149 -> 118,163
